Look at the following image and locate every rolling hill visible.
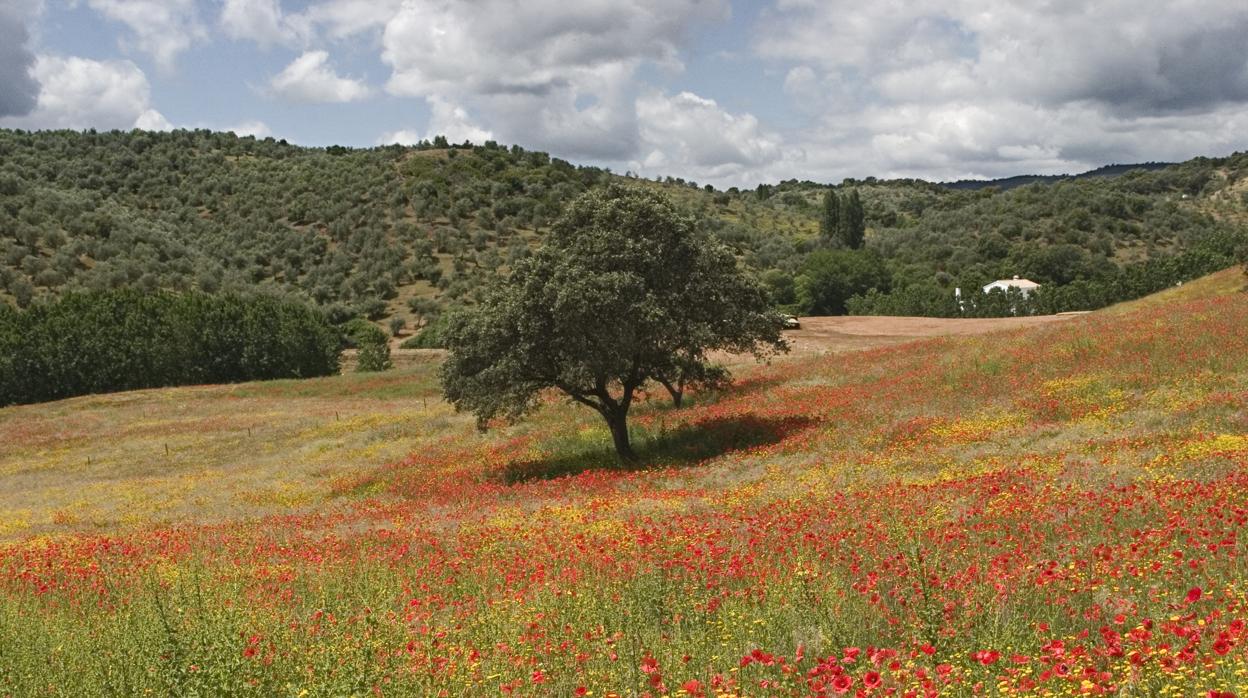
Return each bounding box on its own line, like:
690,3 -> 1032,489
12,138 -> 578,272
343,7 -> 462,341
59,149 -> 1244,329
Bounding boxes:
1,129 -> 1245,334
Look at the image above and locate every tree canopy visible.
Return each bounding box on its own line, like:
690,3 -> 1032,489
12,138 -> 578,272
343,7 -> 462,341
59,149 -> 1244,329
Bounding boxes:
440,185 -> 786,461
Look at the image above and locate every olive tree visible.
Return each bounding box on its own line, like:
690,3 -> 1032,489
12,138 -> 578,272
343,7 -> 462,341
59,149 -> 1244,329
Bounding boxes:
440,185 -> 786,462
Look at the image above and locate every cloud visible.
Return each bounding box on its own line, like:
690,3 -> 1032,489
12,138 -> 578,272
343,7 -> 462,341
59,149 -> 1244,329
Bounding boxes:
86,0 -> 205,70
0,54 -> 169,131
380,0 -> 728,160
228,120 -> 272,138
632,91 -> 782,183
0,3 -> 39,117
269,50 -> 370,103
219,0 -> 402,47
752,0 -> 1248,181
134,108 -> 172,131
220,0 -> 309,47
379,97 -> 493,146
298,0 -> 403,40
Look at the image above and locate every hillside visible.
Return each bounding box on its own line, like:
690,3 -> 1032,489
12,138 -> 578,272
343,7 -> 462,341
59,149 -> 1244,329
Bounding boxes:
940,161 -> 1174,191
1,129 -> 1245,332
1,268 -> 1246,695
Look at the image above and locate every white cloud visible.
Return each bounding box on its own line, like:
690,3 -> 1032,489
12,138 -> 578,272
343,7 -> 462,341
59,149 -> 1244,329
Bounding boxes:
228,120 -> 272,138
85,0 -> 205,71
753,0 -> 1248,181
269,50 -> 370,103
218,0 -> 401,47
0,54 -> 169,131
632,91 -> 782,184
379,96 -> 493,146
379,0 -> 728,160
220,0 -> 310,47
134,108 -> 172,131
299,0 -> 402,39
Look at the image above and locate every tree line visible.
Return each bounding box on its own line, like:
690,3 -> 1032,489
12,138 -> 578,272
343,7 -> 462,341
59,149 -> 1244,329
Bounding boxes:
0,289 -> 340,406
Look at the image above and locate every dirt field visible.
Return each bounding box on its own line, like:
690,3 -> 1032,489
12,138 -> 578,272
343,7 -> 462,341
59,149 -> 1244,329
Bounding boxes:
774,313 -> 1084,357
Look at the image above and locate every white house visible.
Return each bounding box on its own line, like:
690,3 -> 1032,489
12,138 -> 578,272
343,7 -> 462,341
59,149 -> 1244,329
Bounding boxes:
983,275 -> 1040,296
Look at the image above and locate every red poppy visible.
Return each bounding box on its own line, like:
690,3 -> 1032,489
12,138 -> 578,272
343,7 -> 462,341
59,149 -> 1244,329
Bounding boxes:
1186,587 -> 1203,603
972,650 -> 1000,666
863,671 -> 882,689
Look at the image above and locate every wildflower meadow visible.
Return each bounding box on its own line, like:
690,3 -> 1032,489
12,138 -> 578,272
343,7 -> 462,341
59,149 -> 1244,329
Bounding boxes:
1,270 -> 1247,697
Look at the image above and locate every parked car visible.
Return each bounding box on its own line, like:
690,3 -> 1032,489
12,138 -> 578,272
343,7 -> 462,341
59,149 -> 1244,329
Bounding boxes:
780,314 -> 800,330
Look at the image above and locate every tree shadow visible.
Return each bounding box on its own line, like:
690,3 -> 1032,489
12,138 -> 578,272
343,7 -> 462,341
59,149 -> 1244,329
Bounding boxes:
498,414 -> 818,485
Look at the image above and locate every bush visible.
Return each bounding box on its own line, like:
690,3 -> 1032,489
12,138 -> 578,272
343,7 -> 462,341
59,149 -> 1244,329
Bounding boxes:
345,318 -> 392,372
0,290 -> 340,407
400,313 -> 451,349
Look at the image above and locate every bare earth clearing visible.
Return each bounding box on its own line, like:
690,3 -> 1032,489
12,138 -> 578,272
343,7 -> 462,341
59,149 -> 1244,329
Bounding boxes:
765,313 -> 1081,357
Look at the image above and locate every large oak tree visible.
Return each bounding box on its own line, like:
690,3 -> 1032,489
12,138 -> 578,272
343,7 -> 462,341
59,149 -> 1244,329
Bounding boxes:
440,185 -> 786,461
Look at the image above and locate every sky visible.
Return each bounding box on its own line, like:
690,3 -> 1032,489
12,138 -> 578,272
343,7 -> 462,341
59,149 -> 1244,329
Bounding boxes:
2,0 -> 1248,189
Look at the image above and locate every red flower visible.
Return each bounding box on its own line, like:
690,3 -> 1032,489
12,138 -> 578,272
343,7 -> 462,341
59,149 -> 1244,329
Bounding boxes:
1186,587 -> 1203,603
830,675 -> 853,694
1214,639 -> 1232,655
863,671 -> 882,689
972,650 -> 1000,666
681,678 -> 704,697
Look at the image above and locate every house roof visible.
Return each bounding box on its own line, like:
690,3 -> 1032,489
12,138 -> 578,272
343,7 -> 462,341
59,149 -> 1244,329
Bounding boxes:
983,275 -> 1040,291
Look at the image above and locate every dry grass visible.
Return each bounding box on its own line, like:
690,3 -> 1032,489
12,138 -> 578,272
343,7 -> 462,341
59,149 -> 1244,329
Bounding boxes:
0,360 -> 466,539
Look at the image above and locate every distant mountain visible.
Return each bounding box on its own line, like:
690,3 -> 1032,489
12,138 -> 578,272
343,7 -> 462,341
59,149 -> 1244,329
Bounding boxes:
941,162 -> 1174,191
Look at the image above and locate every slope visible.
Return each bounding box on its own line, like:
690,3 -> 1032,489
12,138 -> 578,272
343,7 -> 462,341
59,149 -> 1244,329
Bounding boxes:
1,268 -> 1246,695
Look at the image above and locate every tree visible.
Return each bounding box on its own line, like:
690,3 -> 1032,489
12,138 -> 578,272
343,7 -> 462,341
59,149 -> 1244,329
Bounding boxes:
797,248 -> 891,315
843,189 -> 866,249
441,185 -> 786,462
820,189 -> 840,244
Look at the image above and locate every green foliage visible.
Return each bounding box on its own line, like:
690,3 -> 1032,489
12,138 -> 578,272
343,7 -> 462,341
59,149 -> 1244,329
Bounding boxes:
441,185 -> 784,461
848,228 -> 1247,317
401,313 -> 452,349
1,129 -> 1244,322
843,189 -> 865,249
344,318 -> 392,372
0,290 -> 339,406
797,248 -> 891,315
388,316 -> 406,337
820,189 -> 840,242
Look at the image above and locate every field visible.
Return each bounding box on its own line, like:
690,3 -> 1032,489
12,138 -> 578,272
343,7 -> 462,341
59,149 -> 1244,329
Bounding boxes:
1,269 -> 1247,697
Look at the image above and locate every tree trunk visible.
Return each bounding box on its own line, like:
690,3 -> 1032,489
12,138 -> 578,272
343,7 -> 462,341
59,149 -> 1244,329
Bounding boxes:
657,377 -> 684,408
604,410 -> 637,463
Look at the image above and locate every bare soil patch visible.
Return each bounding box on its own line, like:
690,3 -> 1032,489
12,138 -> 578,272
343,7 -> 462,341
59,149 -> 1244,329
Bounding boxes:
769,313 -> 1081,358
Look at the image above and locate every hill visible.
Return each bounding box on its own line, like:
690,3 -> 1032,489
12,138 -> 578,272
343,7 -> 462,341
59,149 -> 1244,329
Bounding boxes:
940,161 -> 1174,191
1,129 -> 1245,332
1,268 -> 1245,694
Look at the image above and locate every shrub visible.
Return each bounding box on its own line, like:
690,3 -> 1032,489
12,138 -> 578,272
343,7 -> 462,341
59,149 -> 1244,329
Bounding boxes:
345,318 -> 392,372
400,311 -> 452,349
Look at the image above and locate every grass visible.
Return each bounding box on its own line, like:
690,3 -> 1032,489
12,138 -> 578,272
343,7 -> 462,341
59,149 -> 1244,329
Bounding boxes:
0,362 -> 461,538
1,269 -> 1247,696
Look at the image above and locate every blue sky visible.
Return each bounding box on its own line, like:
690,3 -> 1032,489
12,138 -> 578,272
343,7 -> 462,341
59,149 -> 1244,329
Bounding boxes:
3,0 -> 1248,188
